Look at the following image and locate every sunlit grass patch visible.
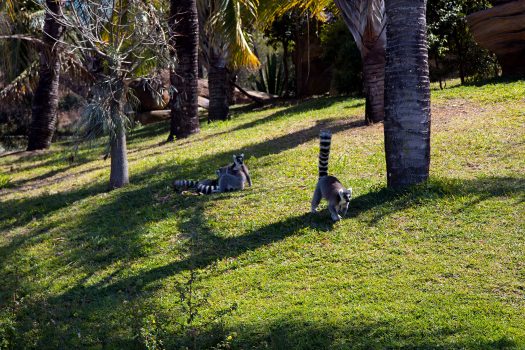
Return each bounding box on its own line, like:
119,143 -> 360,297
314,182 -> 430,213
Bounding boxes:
0,80 -> 524,348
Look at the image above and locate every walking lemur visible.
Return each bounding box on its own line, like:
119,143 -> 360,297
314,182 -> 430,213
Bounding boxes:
311,130 -> 352,221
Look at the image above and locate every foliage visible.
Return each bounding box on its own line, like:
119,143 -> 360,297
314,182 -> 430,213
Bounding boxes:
426,0 -> 497,84
199,0 -> 260,70
140,314 -> 164,350
253,53 -> 284,96
319,18 -> 362,95
1,79 -> 524,347
261,11 -> 301,97
0,0 -> 42,83
0,94 -> 32,147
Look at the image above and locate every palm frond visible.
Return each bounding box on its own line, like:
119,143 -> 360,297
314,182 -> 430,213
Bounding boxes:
203,0 -> 260,69
257,0 -> 331,28
334,0 -> 386,56
0,60 -> 39,102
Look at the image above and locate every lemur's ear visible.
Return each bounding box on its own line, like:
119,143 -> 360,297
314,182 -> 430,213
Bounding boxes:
233,155 -> 237,161
240,153 -> 244,158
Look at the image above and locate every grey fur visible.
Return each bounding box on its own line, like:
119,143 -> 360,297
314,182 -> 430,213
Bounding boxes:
196,154 -> 252,194
311,176 -> 352,221
214,155 -> 249,193
311,131 -> 352,221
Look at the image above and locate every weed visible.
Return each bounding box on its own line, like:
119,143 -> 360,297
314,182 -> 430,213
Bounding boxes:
0,173 -> 10,189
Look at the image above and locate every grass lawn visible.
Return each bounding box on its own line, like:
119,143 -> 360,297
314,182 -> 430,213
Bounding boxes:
0,79 -> 524,349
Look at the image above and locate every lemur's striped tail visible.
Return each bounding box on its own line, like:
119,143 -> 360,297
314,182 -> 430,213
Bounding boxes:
196,183 -> 218,194
318,130 -> 332,177
173,179 -> 198,190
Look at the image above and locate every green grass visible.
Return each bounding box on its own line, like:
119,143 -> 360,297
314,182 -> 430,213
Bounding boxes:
0,173 -> 10,189
0,80 -> 524,349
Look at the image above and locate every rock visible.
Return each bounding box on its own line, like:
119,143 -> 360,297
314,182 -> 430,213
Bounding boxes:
135,110 -> 170,125
198,96 -> 209,109
129,78 -> 170,111
467,0 -> 525,77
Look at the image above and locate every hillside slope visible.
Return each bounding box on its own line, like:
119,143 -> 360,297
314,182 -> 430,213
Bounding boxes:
0,80 -> 524,349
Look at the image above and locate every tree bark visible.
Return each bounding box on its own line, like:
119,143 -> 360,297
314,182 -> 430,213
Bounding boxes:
107,83 -> 129,189
208,52 -> 229,121
384,0 -> 431,188
168,0 -> 200,141
282,40 -> 290,98
362,42 -> 386,124
333,0 -> 386,124
109,126 -> 129,189
27,0 -> 64,151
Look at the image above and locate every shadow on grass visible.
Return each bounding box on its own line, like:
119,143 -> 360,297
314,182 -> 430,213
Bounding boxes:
1,173 -> 524,348
225,317 -> 519,350
191,97 -> 365,144
1,96 -> 523,347
348,176 -> 525,224
228,96 -> 363,132
127,121 -> 170,144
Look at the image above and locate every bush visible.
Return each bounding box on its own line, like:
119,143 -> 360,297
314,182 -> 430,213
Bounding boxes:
320,18 -> 362,95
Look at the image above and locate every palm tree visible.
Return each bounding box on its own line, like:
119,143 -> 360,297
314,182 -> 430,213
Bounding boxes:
167,0 -> 200,141
27,0 -> 64,151
198,0 -> 259,121
260,0 -> 386,123
55,0 -> 172,189
383,0 -> 431,187
334,0 -> 386,124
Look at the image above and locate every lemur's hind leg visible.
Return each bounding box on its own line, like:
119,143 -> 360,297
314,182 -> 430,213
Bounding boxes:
311,184 -> 322,213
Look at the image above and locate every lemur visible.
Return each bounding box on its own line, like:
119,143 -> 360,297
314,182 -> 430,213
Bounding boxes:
173,154 -> 251,194
311,130 -> 352,221
201,154 -> 252,194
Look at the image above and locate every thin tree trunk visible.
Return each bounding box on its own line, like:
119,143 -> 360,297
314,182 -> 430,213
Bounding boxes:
454,29 -> 465,85
108,83 -> 129,189
168,0 -> 200,141
109,126 -> 129,189
362,42 -> 386,124
384,0 -> 431,188
208,53 -> 229,121
282,40 -> 290,98
27,0 -> 64,151
227,70 -> 237,106
435,56 -> 443,90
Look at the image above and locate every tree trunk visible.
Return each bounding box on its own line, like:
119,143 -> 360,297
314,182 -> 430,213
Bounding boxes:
333,0 -> 386,124
227,70 -> 237,106
27,0 -> 64,151
208,52 -> 229,121
454,29 -> 465,85
362,42 -> 386,124
384,0 -> 431,188
168,0 -> 200,141
282,40 -> 290,98
109,126 -> 129,189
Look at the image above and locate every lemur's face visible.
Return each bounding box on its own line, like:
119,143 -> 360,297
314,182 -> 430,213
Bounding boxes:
339,188 -> 352,203
233,154 -> 244,166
